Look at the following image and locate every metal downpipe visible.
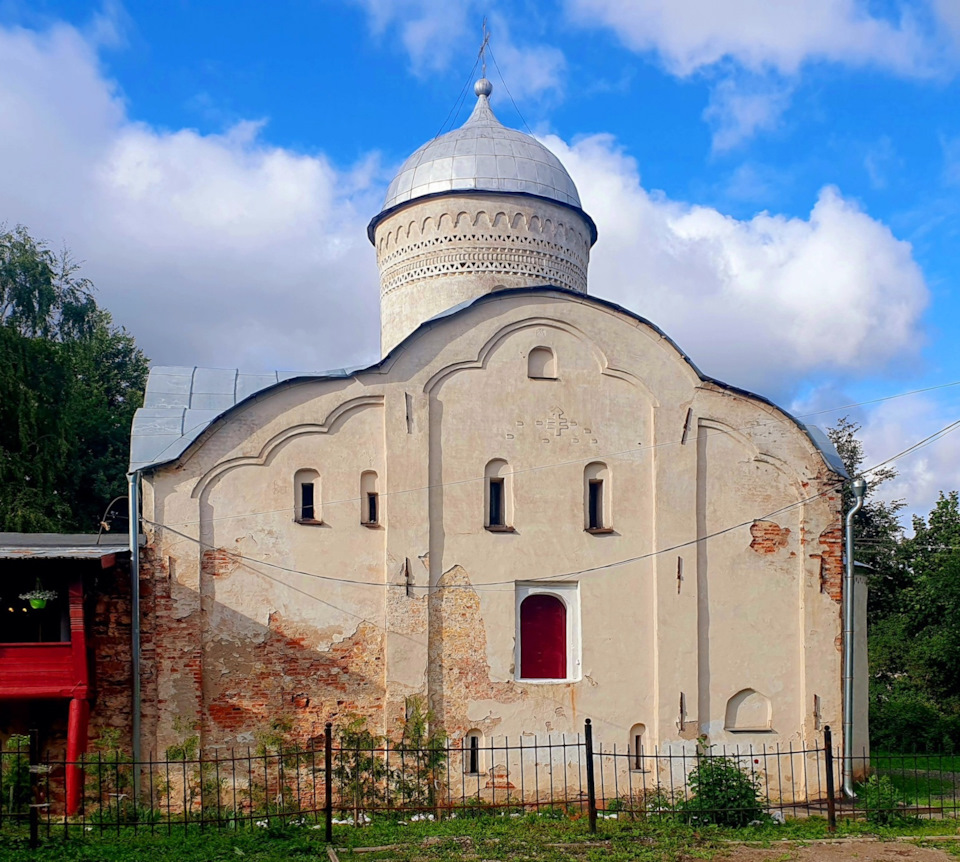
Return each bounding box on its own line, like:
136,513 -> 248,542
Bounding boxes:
128,472 -> 141,770
843,477 -> 866,799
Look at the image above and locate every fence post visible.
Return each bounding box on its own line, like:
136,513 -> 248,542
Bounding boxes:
28,728 -> 39,850
584,719 -> 597,834
324,722 -> 333,844
824,726 -> 837,832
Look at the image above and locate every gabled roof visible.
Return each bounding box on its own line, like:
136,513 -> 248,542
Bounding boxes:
128,286 -> 847,479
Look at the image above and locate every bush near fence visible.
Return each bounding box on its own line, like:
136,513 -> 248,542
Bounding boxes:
4,720 -> 959,846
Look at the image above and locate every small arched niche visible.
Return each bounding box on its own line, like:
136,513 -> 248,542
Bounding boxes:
484,458 -> 514,530
724,688 -> 773,732
294,469 -> 321,524
528,346 -> 557,380
360,470 -> 379,526
463,729 -> 483,775
629,723 -> 646,771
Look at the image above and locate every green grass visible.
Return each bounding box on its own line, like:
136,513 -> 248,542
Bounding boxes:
868,751 -> 960,810
6,813 -> 960,862
873,751 -> 960,772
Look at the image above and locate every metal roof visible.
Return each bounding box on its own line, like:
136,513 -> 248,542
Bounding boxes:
129,365 -> 374,472
380,80 -> 582,212
128,287 -> 847,480
0,533 -> 138,560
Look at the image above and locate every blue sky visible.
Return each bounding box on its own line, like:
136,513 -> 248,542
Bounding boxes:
1,0 -> 959,520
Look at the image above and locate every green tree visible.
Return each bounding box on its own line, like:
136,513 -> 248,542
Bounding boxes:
827,417 -> 905,616
870,493 -> 960,750
0,225 -> 148,532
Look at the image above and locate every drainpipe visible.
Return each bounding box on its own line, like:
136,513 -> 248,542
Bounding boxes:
843,476 -> 866,798
128,471 -> 141,770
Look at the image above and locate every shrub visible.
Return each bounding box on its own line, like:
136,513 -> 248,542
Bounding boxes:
678,751 -> 764,827
859,774 -> 913,825
2,734 -> 31,814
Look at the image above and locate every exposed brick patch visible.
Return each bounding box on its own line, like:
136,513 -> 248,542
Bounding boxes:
427,565 -> 523,739
87,558 -> 135,748
202,617 -> 385,747
201,548 -> 241,579
749,521 -> 790,553
816,524 -> 844,602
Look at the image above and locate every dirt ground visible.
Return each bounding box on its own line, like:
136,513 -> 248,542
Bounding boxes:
715,840 -> 959,861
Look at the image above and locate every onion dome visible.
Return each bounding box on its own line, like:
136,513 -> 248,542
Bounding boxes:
379,78 -> 583,214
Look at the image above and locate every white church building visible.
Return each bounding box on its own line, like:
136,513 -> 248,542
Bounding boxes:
129,78 -> 863,779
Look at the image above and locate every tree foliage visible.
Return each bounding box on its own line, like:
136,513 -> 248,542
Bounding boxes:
827,417 -> 905,616
829,418 -> 960,750
870,492 -> 960,750
0,225 -> 148,532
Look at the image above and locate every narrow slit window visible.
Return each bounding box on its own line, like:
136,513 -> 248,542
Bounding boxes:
360,471 -> 380,526
295,469 -> 321,523
489,478 -> 504,527
588,480 -> 603,530
629,724 -> 646,771
466,734 -> 480,774
301,483 -> 315,521
584,462 -> 611,532
484,459 -> 512,530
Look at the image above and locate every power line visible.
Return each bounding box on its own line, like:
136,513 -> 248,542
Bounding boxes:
140,411 -> 960,595
154,377 -> 960,528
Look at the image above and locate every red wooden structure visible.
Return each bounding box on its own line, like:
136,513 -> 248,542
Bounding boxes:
0,534 -> 130,816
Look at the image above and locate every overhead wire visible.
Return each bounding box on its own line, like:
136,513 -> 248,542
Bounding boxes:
152,376 -> 960,528
140,411 -> 960,595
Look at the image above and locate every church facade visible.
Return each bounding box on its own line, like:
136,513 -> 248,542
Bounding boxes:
130,80 -> 863,778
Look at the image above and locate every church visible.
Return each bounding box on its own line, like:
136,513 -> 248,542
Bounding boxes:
129,77 -> 864,778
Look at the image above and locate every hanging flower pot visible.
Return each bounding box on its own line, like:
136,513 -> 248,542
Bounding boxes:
19,581 -> 58,611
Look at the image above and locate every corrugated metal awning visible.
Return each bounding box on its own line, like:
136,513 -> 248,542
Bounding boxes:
0,533 -> 141,560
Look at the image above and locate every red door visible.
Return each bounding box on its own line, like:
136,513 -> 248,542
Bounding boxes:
520,594 -> 566,679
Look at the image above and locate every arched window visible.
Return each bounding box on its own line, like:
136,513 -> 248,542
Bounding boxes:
294,469 -> 321,524
629,723 -> 646,771
484,459 -> 513,531
360,471 -> 379,526
584,462 -> 611,532
519,594 -> 566,679
463,729 -> 483,775
528,346 -> 557,379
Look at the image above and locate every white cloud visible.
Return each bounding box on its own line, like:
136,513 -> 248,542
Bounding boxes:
703,74 -> 793,152
544,133 -> 928,396
0,22 -> 382,371
864,135 -> 898,190
565,0 -> 940,77
355,0 -> 472,73
932,0 -> 960,49
859,395 -> 960,525
0,18 -> 930,407
565,0 -> 955,149
350,1 -> 566,101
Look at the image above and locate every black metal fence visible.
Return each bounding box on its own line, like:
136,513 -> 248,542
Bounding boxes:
3,722 -> 960,847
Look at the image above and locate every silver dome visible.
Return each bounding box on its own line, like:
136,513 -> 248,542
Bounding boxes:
381,83 -> 582,212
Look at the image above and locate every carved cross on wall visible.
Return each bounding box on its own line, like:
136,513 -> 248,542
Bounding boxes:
546,407 -> 571,436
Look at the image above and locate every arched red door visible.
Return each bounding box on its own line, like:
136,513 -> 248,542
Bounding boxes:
520,594 -> 566,679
